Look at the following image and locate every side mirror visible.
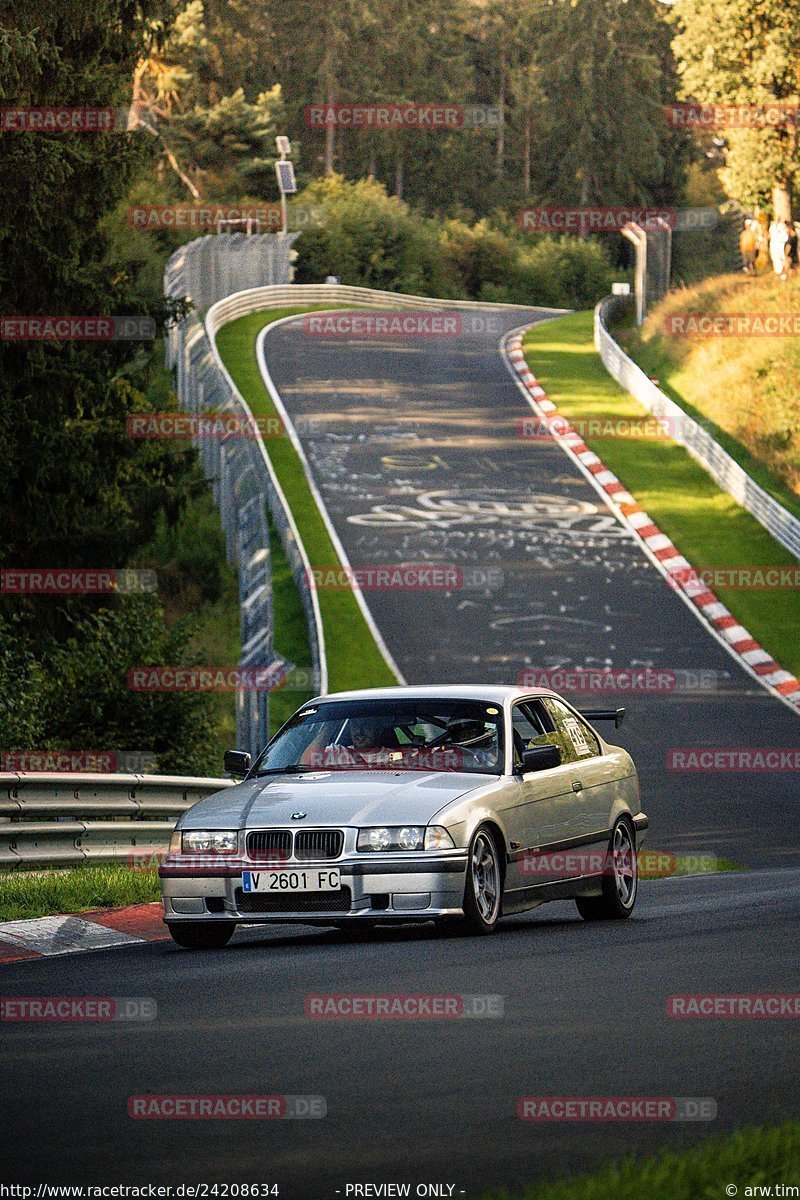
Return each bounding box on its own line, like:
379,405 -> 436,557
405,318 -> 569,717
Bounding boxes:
521,744 -> 561,773
223,749 -> 251,777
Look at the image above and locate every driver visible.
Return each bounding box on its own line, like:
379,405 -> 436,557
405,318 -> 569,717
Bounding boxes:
440,719 -> 498,768
301,718 -> 398,767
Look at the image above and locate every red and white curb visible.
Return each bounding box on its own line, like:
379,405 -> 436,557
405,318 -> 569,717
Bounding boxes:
0,903 -> 168,964
504,330 -> 800,712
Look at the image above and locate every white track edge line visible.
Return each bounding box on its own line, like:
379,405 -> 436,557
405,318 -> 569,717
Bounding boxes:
500,325 -> 800,720
256,317 -> 406,687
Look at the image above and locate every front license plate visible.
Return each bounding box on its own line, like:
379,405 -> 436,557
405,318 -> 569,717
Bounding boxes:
241,869 -> 341,893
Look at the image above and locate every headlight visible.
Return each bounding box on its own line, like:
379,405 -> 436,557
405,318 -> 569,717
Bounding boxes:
425,825 -> 455,851
398,826 -> 424,851
181,830 -> 238,854
359,827 -> 393,852
357,825 -> 454,852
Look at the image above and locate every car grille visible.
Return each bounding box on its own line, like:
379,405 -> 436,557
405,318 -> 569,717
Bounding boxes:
247,830 -> 291,862
295,830 -> 343,860
246,829 -> 343,861
235,887 -> 352,914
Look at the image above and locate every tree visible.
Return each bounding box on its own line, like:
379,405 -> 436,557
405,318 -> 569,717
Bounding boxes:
0,0 -> 216,772
534,0 -> 677,207
671,0 -> 800,220
0,0 -> 194,583
170,85 -> 285,198
508,56 -> 545,198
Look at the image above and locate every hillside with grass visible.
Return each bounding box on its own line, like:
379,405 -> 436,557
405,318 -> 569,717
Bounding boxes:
618,273 -> 800,518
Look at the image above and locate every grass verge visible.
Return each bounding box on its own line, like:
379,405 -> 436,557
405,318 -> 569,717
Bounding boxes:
485,1122 -> 800,1200
0,864 -> 160,923
267,507 -> 315,732
522,312 -> 800,680
215,306 -> 398,694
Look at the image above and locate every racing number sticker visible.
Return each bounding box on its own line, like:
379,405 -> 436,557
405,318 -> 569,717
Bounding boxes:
564,717 -> 591,757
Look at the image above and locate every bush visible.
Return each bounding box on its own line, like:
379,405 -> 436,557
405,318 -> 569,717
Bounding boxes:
0,601 -> 219,776
139,490 -> 238,611
293,176 -> 455,297
293,177 -> 615,310
512,236 -> 615,309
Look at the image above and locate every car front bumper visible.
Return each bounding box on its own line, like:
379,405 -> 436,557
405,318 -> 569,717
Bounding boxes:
159,852 -> 469,924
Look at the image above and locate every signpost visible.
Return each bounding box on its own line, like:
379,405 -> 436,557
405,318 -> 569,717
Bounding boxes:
275,137 -> 297,235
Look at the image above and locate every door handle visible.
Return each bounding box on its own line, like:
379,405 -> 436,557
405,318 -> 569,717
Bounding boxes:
572,780 -> 584,793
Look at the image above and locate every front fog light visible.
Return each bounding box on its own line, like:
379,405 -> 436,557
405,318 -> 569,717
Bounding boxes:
425,825 -> 455,851
398,826 -> 424,851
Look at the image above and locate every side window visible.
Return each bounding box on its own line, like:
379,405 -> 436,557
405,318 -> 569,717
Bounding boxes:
511,701 -> 558,766
543,698 -> 601,761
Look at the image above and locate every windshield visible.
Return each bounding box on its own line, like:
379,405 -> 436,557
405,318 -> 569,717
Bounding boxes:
252,698 -> 504,776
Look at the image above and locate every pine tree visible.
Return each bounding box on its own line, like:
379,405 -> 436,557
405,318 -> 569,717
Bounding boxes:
534,0 -> 675,206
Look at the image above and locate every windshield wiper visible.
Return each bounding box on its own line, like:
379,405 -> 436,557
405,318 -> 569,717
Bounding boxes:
254,763 -> 312,776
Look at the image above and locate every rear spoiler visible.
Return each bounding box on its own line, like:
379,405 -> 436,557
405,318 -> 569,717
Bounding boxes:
581,707 -> 625,729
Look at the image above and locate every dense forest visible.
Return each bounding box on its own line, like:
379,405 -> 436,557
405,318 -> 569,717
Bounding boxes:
1,0 -> 798,768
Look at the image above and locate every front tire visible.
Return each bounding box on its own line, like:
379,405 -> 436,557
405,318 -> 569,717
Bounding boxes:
167,921 -> 235,949
462,827 -> 502,934
576,817 -> 637,921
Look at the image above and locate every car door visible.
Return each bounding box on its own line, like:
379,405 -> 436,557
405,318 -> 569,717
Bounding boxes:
541,697 -> 617,853
511,699 -> 585,884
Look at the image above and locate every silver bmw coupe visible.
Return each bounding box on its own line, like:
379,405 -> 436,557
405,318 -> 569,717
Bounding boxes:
159,685 -> 648,947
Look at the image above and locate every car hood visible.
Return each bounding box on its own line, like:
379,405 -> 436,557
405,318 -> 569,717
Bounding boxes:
179,770 -> 489,829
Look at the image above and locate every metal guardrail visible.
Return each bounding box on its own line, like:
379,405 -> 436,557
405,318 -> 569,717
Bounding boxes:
206,282 -> 550,324
0,773 -> 233,870
164,240 -> 308,756
595,296 -> 800,562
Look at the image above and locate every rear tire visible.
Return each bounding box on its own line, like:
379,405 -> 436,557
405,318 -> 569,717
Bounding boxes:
167,922 -> 235,949
462,826 -> 502,935
576,817 -> 637,921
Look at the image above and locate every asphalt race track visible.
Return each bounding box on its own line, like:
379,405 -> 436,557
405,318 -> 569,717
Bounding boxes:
262,310 -> 800,870
2,309 -> 798,1198
1,871 -> 799,1195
